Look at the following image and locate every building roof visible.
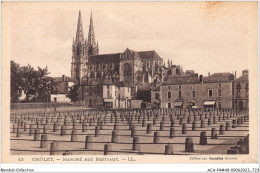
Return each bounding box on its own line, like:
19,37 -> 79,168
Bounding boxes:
52,76 -> 75,83
203,73 -> 234,83
137,50 -> 163,61
152,85 -> 161,91
89,53 -> 121,63
162,72 -> 235,85
234,74 -> 248,83
162,76 -> 200,85
136,83 -> 153,90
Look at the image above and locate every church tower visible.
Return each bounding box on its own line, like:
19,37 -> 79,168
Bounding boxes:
87,12 -> 99,56
71,10 -> 88,83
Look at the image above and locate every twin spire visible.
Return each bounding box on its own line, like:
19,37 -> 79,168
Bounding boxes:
75,10 -> 96,47
88,12 -> 95,46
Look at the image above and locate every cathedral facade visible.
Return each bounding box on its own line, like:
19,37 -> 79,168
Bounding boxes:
71,11 -> 165,87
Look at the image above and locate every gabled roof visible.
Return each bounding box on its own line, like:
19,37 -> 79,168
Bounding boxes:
89,53 -> 121,63
137,50 -> 163,61
124,48 -> 141,59
152,85 -> 161,91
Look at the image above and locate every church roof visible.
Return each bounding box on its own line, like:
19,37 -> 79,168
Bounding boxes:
89,53 -> 121,63
137,50 -> 163,61
88,49 -> 163,63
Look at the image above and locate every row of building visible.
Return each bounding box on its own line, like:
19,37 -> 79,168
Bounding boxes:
51,69 -> 248,110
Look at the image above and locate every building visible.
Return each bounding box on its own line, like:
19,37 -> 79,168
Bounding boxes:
51,75 -> 75,102
160,73 -> 235,109
71,11 -> 165,87
81,79 -> 133,108
233,70 -> 249,109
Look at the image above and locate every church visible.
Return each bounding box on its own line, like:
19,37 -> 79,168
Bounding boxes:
71,11 -> 165,87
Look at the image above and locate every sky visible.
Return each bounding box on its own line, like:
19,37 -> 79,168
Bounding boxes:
4,1 -> 258,77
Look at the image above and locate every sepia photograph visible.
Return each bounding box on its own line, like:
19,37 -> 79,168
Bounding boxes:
1,1 -> 258,166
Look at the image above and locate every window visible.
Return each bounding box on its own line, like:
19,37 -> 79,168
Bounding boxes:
127,100 -> 131,108
167,92 -> 171,98
107,90 -> 109,98
168,103 -> 171,108
208,89 -> 213,97
155,93 -> 160,100
178,85 -> 182,90
77,46 -> 80,55
192,90 -> 196,98
176,68 -> 180,75
178,91 -> 182,99
107,85 -> 109,89
89,87 -> 92,96
218,83 -> 221,87
236,83 -> 241,89
218,89 -> 221,97
168,86 -> 171,90
218,102 -> 222,109
236,89 -> 241,98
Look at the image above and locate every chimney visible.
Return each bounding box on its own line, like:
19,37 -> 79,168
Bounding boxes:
199,75 -> 203,83
235,71 -> 236,77
242,70 -> 248,76
62,75 -> 65,81
208,72 -> 210,77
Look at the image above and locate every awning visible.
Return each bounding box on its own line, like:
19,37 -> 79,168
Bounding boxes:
104,98 -> 113,102
204,101 -> 216,106
192,106 -> 198,109
174,101 -> 183,107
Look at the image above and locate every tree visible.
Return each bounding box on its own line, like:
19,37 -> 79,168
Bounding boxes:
20,64 -> 37,102
34,66 -> 52,102
67,85 -> 81,103
10,61 -> 22,103
10,61 -> 53,103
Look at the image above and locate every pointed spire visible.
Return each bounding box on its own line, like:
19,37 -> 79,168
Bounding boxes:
167,59 -> 170,68
88,11 -> 96,46
76,10 -> 84,43
170,60 -> 173,66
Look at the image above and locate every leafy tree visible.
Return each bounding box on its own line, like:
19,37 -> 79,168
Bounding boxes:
67,85 -> 81,103
20,64 -> 37,102
10,61 -> 23,103
10,61 -> 53,103
34,66 -> 52,102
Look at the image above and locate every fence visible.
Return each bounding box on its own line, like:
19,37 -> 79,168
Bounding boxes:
10,102 -> 81,110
